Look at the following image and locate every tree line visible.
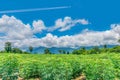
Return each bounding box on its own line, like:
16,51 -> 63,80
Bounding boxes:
1,41 -> 120,54
2,42 -> 30,54
72,45 -> 120,55
0,42 -> 52,54
72,39 -> 120,55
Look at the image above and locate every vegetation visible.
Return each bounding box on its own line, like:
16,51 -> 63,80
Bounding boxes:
118,39 -> 120,43
0,53 -> 120,80
29,46 -> 33,53
4,42 -> 12,53
44,48 -> 51,54
72,45 -> 120,55
2,41 -> 120,55
12,48 -> 22,53
0,42 -> 120,80
0,56 -> 18,80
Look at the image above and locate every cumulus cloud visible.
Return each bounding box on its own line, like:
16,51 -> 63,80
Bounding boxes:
33,24 -> 120,48
0,15 -> 34,49
0,15 -> 120,50
48,16 -> 89,32
20,24 -> 120,48
32,20 -> 46,33
36,27 -> 120,48
32,17 -> 89,33
0,15 -> 32,40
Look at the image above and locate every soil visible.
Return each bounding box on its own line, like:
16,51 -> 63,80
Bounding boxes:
74,73 -> 86,80
18,77 -> 41,80
0,74 -> 85,80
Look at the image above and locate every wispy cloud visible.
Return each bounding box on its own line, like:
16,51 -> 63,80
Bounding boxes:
0,6 -> 71,14
48,17 -> 89,32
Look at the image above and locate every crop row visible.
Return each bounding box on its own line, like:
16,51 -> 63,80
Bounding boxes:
0,53 -> 120,80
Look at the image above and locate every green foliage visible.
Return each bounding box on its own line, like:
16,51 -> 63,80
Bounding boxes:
62,50 -> 66,54
72,47 -> 87,55
72,49 -> 80,54
67,51 -> 70,54
110,55 -> 120,78
109,46 -> 120,53
19,61 -> 40,79
89,46 -> 101,54
103,44 -> 107,48
12,48 -> 22,53
58,50 -> 68,54
0,55 -> 19,80
68,60 -> 84,79
72,45 -> 120,55
44,48 -> 51,54
0,53 -> 120,80
4,42 -> 12,53
29,46 -> 33,53
23,51 -> 31,54
84,59 -> 115,80
58,50 -> 62,54
41,61 -> 72,80
118,39 -> 120,43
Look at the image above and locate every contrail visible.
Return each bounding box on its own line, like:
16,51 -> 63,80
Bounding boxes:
0,6 -> 71,14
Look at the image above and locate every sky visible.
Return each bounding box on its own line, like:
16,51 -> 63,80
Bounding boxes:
0,0 -> 120,50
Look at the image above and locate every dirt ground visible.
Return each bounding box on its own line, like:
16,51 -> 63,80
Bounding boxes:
0,74 -> 85,80
74,73 -> 86,80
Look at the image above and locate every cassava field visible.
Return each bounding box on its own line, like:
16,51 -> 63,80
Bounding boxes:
0,53 -> 120,80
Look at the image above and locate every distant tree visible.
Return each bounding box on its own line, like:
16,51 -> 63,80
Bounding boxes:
63,50 -> 66,54
29,46 -> 33,53
44,48 -> 51,54
103,44 -> 107,49
80,47 -> 87,54
72,50 -> 80,55
4,42 -> 12,53
58,50 -> 67,54
81,47 -> 86,50
67,51 -> 70,54
109,46 -> 120,53
58,50 -> 62,54
90,46 -> 101,54
12,48 -> 22,53
101,44 -> 108,52
118,39 -> 120,44
73,47 -> 87,55
23,51 -> 30,54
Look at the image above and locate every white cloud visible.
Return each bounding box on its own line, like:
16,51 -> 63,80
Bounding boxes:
0,15 -> 32,40
32,17 -> 89,33
0,15 -> 34,49
0,15 -> 120,50
32,20 -> 46,33
37,26 -> 120,48
111,24 -> 120,35
48,16 -> 89,32
76,19 -> 89,25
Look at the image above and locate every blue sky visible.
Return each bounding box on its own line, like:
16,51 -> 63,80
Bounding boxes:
0,0 -> 120,49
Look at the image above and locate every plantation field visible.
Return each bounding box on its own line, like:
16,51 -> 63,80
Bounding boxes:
0,53 -> 120,80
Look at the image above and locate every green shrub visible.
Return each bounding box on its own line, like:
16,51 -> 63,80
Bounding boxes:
68,60 -> 84,79
40,59 -> 73,80
110,56 -> 120,78
0,53 -> 120,80
0,55 -> 19,80
84,59 -> 115,80
19,61 -> 41,79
